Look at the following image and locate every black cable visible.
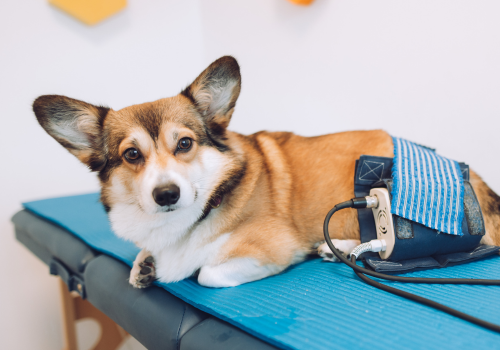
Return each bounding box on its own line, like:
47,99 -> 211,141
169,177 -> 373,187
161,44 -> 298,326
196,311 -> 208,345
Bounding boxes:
351,256 -> 500,333
323,200 -> 500,333
323,200 -> 500,285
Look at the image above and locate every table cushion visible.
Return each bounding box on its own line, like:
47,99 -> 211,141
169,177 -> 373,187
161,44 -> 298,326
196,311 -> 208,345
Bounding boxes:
180,318 -> 277,350
12,210 -> 97,275
84,255 -> 208,350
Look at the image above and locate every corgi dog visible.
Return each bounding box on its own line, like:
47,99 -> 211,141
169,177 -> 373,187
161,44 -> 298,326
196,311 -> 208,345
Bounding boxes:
33,56 -> 500,288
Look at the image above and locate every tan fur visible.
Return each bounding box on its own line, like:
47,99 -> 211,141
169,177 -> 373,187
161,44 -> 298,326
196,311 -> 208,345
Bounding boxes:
210,129 -> 500,268
212,129 -> 395,266
470,170 -> 500,245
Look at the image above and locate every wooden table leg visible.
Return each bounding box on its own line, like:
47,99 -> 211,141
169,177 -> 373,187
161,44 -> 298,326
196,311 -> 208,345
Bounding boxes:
59,278 -> 129,350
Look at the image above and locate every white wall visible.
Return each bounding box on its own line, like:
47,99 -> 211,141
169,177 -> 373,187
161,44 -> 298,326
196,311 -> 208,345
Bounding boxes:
199,0 -> 500,191
2,1 -> 499,349
0,1 -> 203,349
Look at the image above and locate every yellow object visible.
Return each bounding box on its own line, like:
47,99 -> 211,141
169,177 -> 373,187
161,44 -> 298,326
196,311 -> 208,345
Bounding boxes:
49,0 -> 127,25
287,0 -> 315,5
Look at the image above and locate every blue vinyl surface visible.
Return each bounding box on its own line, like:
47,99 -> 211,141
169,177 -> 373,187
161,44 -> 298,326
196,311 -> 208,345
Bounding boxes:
24,193 -> 500,350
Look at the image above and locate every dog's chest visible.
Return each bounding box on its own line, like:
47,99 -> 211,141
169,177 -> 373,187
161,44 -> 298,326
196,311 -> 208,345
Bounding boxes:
153,228 -> 231,283
110,203 -> 232,283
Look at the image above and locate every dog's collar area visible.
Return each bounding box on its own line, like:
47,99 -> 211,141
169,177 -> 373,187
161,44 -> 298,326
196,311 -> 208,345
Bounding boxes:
198,194 -> 224,223
209,195 -> 223,209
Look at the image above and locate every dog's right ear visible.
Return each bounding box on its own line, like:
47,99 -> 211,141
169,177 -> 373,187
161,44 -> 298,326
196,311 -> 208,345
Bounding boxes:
181,56 -> 241,132
33,95 -> 109,171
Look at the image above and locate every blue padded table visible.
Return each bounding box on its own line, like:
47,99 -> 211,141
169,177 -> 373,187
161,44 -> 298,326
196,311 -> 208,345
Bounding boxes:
14,193 -> 500,350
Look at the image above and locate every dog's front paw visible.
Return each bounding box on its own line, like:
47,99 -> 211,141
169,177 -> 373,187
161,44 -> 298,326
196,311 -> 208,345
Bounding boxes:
317,239 -> 360,262
129,256 -> 156,288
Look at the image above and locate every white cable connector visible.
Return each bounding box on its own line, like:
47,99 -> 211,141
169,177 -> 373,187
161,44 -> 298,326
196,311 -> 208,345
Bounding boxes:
350,239 -> 387,260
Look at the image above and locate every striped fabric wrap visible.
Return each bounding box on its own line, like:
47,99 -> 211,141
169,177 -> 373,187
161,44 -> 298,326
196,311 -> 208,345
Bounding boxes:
391,137 -> 464,236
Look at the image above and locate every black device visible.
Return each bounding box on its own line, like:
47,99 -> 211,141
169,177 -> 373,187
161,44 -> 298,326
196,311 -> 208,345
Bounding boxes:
322,155 -> 500,333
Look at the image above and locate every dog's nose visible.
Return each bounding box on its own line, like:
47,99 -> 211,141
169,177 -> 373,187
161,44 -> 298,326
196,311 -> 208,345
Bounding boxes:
153,184 -> 180,206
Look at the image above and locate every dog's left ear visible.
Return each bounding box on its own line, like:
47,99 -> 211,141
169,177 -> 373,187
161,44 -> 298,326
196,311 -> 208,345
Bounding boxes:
33,95 -> 109,171
182,56 -> 241,131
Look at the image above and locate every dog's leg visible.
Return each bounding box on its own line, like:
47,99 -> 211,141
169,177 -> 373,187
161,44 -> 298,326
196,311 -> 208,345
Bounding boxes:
198,258 -> 284,288
129,249 -> 156,288
317,239 -> 360,262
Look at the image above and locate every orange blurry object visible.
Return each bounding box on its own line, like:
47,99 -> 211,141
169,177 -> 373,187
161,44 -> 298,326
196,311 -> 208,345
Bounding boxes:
287,0 -> 315,5
49,0 -> 127,25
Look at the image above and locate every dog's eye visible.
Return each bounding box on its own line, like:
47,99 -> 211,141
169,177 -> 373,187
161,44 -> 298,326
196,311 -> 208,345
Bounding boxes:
124,148 -> 141,162
177,137 -> 193,151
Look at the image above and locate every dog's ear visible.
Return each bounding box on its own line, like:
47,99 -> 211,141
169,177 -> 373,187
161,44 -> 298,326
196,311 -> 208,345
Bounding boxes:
33,95 -> 109,171
182,56 -> 241,131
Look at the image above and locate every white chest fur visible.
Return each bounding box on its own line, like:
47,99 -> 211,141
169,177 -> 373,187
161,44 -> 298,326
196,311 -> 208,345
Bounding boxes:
109,202 -> 230,283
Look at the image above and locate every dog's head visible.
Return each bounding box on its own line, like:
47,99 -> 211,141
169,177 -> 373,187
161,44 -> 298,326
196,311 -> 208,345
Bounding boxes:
33,56 -> 244,243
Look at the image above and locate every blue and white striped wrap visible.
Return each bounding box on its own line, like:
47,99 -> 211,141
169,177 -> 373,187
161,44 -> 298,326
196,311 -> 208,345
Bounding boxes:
391,137 -> 464,236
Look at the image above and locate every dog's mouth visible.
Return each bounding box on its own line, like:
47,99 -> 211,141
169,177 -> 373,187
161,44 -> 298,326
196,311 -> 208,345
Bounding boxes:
160,208 -> 176,213
135,201 -> 176,215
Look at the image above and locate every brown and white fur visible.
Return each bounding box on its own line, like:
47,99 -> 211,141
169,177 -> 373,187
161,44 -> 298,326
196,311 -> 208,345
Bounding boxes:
33,56 -> 500,288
